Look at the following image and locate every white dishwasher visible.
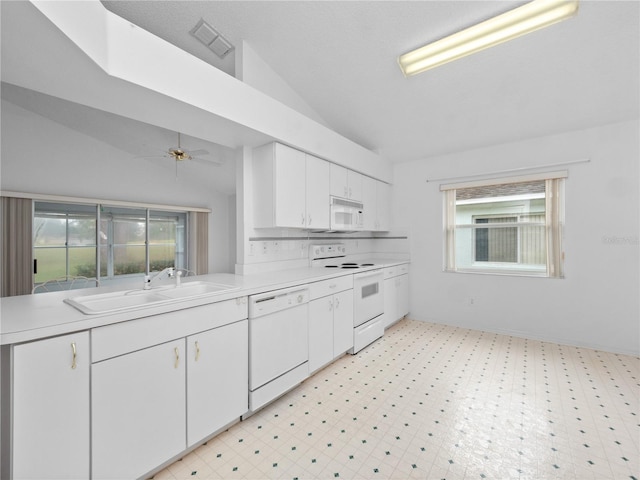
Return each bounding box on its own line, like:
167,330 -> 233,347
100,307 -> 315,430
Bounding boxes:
248,286 -> 310,412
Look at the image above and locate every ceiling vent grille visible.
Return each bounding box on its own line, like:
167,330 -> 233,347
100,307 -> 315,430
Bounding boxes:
190,18 -> 234,59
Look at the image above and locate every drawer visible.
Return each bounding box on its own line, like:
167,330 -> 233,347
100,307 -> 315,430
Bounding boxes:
92,298 -> 248,362
384,263 -> 409,279
397,264 -> 410,275
309,275 -> 353,300
383,267 -> 397,279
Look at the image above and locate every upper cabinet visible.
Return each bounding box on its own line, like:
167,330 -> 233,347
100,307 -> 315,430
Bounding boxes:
330,164 -> 362,201
253,143 -> 330,230
362,176 -> 391,232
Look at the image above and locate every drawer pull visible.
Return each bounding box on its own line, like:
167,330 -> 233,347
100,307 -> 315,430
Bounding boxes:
174,347 -> 180,369
195,341 -> 200,362
71,342 -> 77,370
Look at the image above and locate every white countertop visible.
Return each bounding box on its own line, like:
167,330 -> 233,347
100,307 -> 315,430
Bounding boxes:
0,259 -> 409,345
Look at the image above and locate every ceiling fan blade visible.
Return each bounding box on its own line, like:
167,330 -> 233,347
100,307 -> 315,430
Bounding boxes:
188,149 -> 209,157
191,157 -> 224,167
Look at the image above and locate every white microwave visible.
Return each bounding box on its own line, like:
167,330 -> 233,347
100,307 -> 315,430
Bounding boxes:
330,196 -> 363,231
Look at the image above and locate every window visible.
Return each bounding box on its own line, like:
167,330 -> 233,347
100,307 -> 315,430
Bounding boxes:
34,202 -> 187,288
442,172 -> 565,277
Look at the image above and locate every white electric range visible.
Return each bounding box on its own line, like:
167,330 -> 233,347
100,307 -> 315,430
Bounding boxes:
310,244 -> 385,353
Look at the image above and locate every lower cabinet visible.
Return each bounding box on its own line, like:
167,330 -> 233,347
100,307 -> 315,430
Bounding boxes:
187,320 -> 248,447
383,265 -> 410,328
308,276 -> 354,373
91,339 -> 187,480
8,332 -> 90,479
90,300 -> 248,480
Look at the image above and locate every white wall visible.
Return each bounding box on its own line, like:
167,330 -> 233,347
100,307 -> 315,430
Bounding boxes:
393,119 -> 639,355
1,99 -> 235,274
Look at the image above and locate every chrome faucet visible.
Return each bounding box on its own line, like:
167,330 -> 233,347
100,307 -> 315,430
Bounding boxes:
143,267 -> 175,290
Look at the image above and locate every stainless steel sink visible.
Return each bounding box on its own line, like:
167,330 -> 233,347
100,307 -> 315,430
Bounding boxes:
64,281 -> 239,315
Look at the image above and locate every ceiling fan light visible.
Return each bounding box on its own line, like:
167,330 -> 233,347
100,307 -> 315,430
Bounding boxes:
398,0 -> 579,76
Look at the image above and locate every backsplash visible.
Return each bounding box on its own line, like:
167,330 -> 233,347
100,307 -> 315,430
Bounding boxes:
236,229 -> 410,274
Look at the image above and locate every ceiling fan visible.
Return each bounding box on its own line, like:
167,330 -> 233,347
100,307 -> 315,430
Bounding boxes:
167,132 -> 211,163
140,132 -> 223,167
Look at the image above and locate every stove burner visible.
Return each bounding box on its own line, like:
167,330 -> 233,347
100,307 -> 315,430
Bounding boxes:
341,265 -> 360,269
325,265 -> 339,268
360,263 -> 375,267
342,263 -> 358,266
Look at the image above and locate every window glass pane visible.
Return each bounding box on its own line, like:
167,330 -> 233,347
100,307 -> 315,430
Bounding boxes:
34,215 -> 66,247
453,180 -> 547,272
113,245 -> 146,275
149,244 -> 176,271
69,246 -> 97,277
34,247 -> 66,283
68,216 -> 96,246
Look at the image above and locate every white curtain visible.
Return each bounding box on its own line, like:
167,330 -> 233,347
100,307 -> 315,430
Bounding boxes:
443,189 -> 456,271
545,178 -> 565,278
1,197 -> 33,296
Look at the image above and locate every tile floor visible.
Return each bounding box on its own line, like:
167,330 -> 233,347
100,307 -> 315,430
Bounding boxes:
153,319 -> 639,480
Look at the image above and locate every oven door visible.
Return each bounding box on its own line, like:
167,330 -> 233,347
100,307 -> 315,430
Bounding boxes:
353,270 -> 384,327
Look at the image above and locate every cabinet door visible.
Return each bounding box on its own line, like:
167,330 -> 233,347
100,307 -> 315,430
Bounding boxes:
362,176 -> 377,231
330,163 -> 349,198
347,170 -> 363,201
274,143 -> 307,228
308,297 -> 334,373
384,277 -> 398,328
396,274 -> 410,318
306,155 -> 330,229
187,320 -> 248,447
12,332 -> 90,479
333,289 -> 354,356
92,339 -> 186,480
376,181 -> 391,231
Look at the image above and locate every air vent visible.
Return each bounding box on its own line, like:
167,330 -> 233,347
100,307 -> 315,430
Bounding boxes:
190,18 -> 234,59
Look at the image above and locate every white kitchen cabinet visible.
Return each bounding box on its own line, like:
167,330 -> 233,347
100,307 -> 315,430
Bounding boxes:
91,300 -> 248,480
330,163 -> 362,201
362,176 -> 377,231
383,264 -> 410,328
253,142 -> 330,229
187,319 -> 248,447
362,177 -> 391,232
10,332 -> 90,480
306,154 -> 331,229
92,338 -> 187,480
308,297 -> 334,373
376,181 -> 391,231
308,276 -> 354,373
332,289 -> 354,356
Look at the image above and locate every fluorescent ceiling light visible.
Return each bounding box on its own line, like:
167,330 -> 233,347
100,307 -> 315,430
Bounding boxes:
398,0 -> 579,77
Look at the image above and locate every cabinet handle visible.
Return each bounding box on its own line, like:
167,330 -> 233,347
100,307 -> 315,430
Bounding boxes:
71,342 -> 77,370
195,341 -> 200,362
335,297 -> 340,309
308,214 -> 312,225
349,187 -> 352,198
329,299 -> 333,311
174,347 -> 180,369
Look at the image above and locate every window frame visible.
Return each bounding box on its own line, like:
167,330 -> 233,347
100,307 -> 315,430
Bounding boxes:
33,201 -> 189,289
441,171 -> 566,278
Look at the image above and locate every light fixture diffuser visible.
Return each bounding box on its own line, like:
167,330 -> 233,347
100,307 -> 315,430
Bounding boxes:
398,0 -> 579,77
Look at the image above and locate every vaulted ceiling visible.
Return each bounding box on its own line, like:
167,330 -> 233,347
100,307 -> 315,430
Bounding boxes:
100,1 -> 639,163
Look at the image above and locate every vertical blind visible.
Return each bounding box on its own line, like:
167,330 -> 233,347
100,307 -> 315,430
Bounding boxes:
1,197 -> 33,297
